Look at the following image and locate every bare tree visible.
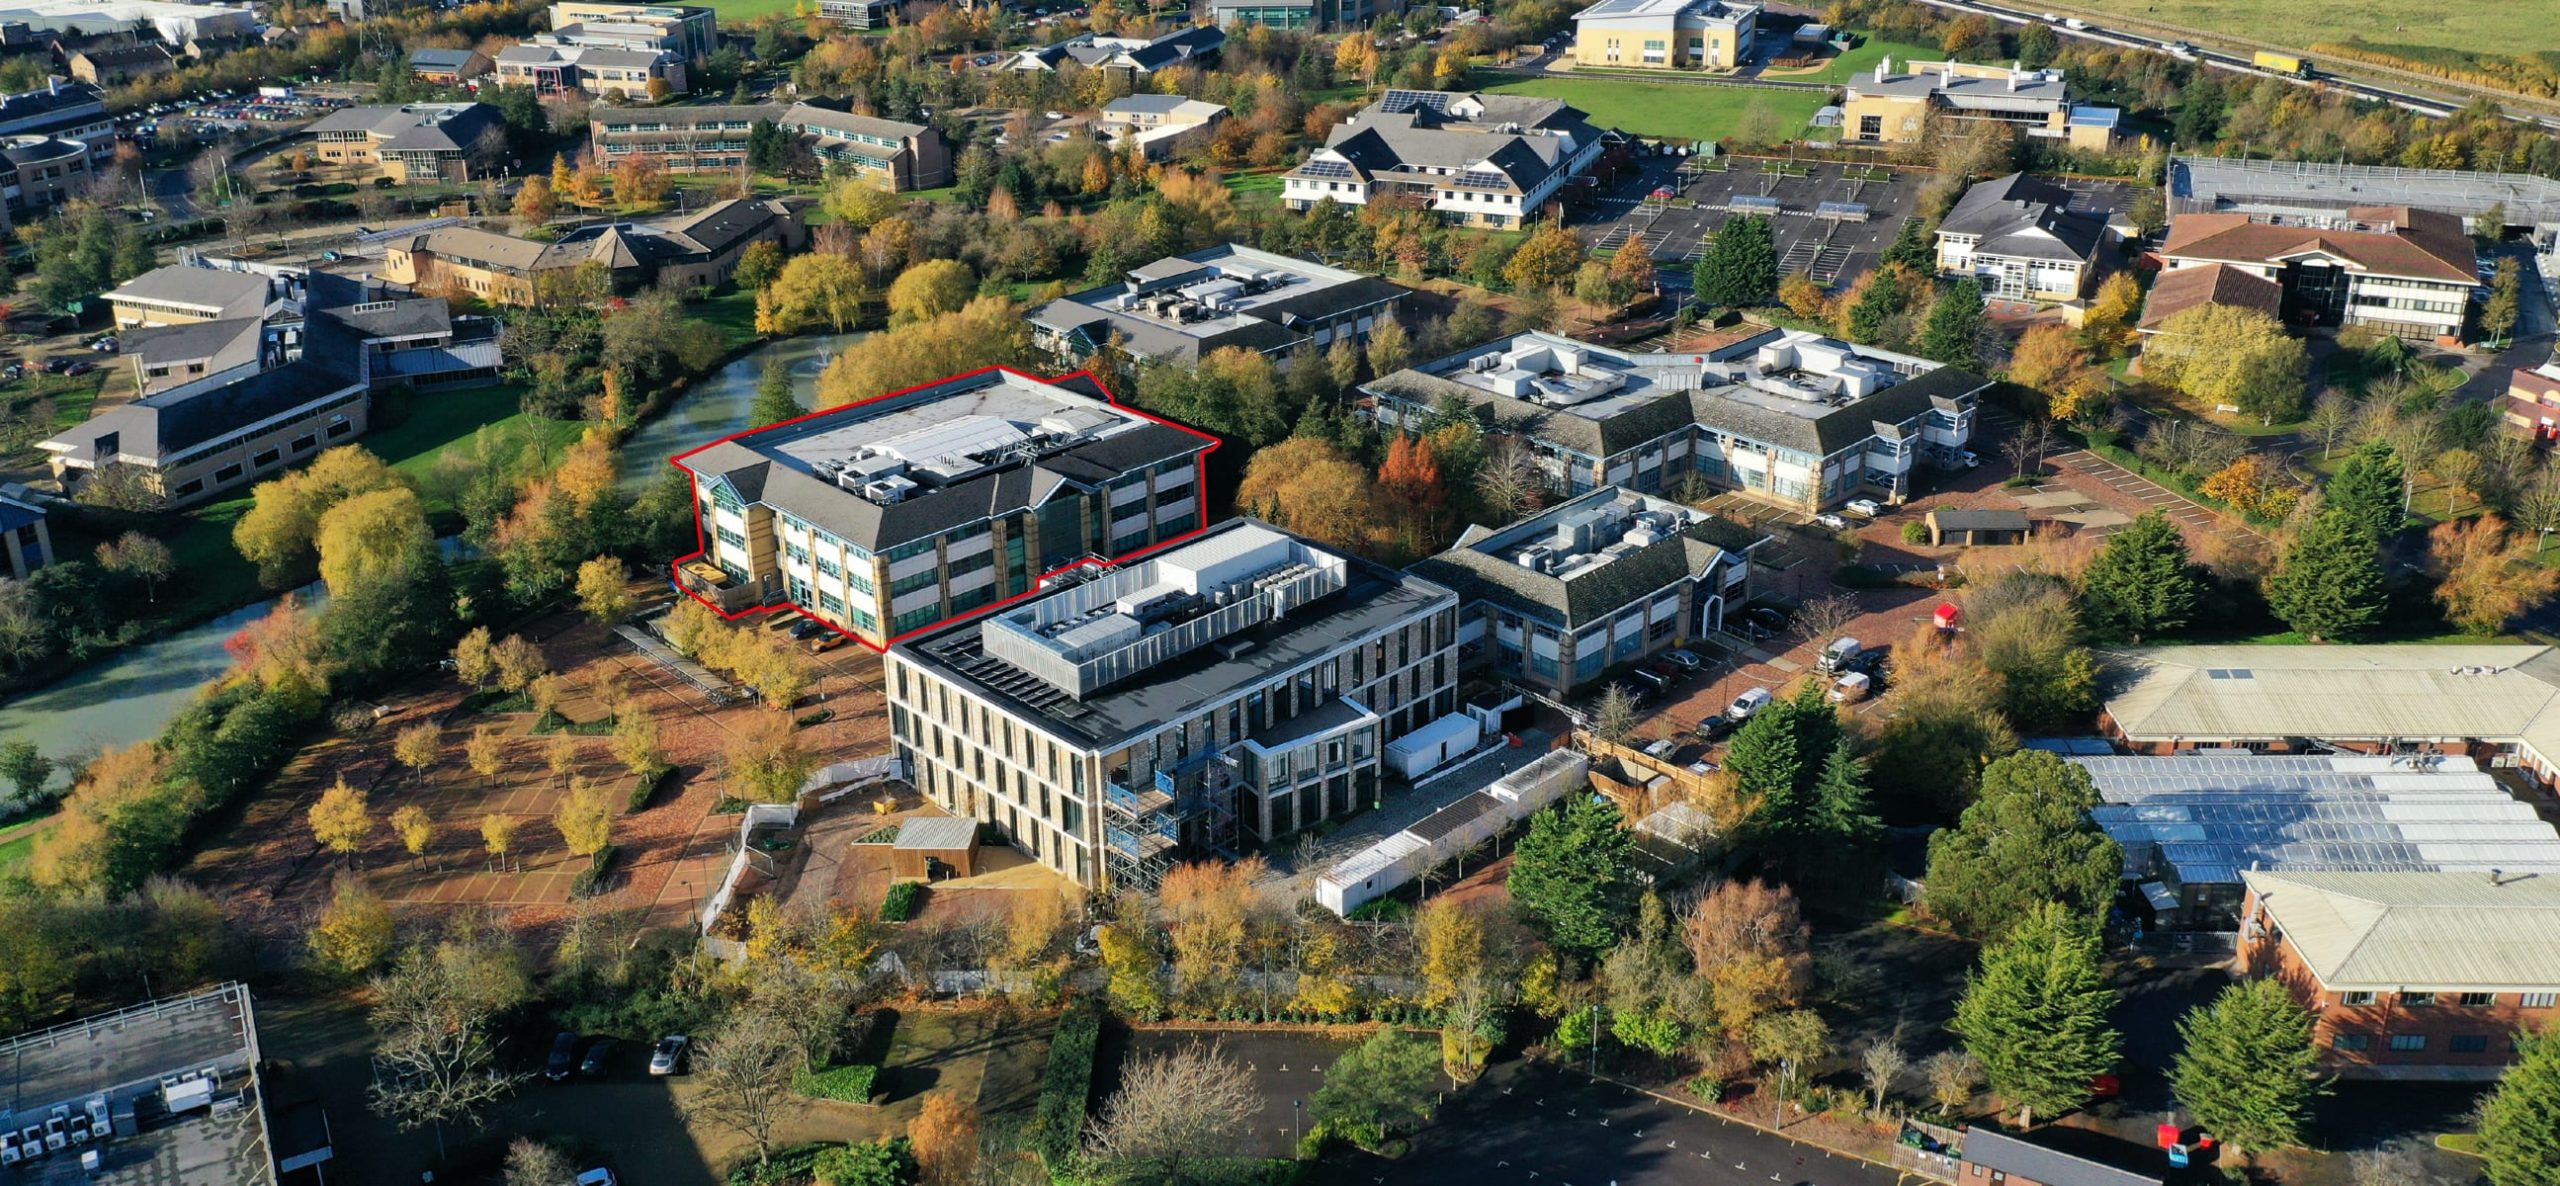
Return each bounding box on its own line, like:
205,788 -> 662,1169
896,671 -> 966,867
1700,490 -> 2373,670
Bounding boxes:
1085,1043 -> 1263,1184
1923,1048 -> 1980,1118
1588,684 -> 1639,745
687,1008 -> 803,1169
365,931 -> 534,1159
503,1138 -> 575,1186
2347,1142 -> 2440,1186
2520,462 -> 2560,554
1790,593 -> 1862,649
1475,436 -> 1548,520
2001,430 -> 2041,478
2304,389 -> 2357,459
1861,1034 -> 1908,1119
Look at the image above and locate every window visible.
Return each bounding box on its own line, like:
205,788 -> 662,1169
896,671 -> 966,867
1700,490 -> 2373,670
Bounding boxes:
2387,1034 -> 2427,1052
2525,993 -> 2557,1008
2451,1035 -> 2490,1054
2340,991 -> 2377,1006
2458,992 -> 2498,1007
214,463 -> 243,482
174,478 -> 204,497
290,434 -> 316,452
2331,1034 -> 2370,1052
2402,992 -> 2437,1007
326,420 -> 354,438
252,448 -> 280,468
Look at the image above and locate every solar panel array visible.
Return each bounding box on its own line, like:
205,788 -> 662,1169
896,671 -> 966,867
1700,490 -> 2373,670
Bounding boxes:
1296,159 -> 1355,180
1452,171 -> 1511,191
2071,754 -> 2560,885
1378,90 -> 1456,115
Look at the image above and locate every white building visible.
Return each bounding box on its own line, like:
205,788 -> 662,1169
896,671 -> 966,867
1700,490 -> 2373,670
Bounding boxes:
1283,90 -> 1608,229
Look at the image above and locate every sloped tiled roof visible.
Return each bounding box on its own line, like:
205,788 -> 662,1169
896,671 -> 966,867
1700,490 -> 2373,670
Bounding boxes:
2161,207 -> 2475,284
1939,172 -> 2102,264
2244,869 -> 2560,991
2137,262 -> 2283,330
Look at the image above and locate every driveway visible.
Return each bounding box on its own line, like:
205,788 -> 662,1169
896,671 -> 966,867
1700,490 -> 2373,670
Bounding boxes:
1333,1059 -> 1903,1186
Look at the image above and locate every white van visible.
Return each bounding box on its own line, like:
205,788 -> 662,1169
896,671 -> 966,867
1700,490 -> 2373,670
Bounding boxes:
1817,637 -> 1863,673
1828,671 -> 1872,704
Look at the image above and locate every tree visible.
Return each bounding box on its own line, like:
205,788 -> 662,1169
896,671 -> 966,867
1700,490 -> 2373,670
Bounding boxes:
505,1139 -> 576,1186
391,804 -> 434,861
2431,515 -> 2560,635
1923,751 -> 2122,937
1915,278 -> 1986,368
309,779 -> 372,862
366,929 -> 532,1155
2485,257 -> 2524,346
909,1093 -> 979,1186
1365,316 -> 1411,378
233,446 -> 401,584
1507,796 -> 1638,959
513,175 -> 557,231
815,1139 -> 918,1186
95,531 -> 172,601
611,153 -> 671,209
1837,263 -> 1913,345
612,711 -> 669,781
812,298 -> 1033,410
2482,1024 -> 2560,1186
575,555 -> 633,625
2079,511 -> 2201,642
887,258 -> 975,325
1925,1049 -> 1981,1117
767,252 -> 871,334
749,355 -> 800,428
1951,901 -> 2121,1128
1236,437 -> 1383,555
1862,1035 -> 1909,1119
480,813 -> 518,870
553,779 -> 615,859
1588,683 -> 1639,744
2083,271 -> 2144,354
1779,271 -> 1830,321
2327,442 -> 2408,544
2170,978 -> 2327,1155
393,723 -> 441,784
1415,896 -> 1488,1007
1750,1009 -> 1831,1123
1693,213 -> 1777,307
725,710 -> 818,803
1312,1028 -> 1441,1148
1503,223 -> 1583,293
1683,878 -> 1812,1039
309,874 -> 395,974
2144,304 -> 2310,424
465,726 -> 506,780
1085,1043 -> 1262,1183
493,634 -> 549,694
735,239 -> 785,293
0,741 -> 52,803
2264,510 -> 2389,642
688,1009 -> 803,1168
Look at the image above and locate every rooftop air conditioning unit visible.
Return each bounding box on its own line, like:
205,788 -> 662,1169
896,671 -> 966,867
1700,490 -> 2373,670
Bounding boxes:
863,475 -> 918,503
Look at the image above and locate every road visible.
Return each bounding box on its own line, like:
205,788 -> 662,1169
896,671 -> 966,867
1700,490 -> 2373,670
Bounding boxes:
1333,1060 -> 1905,1186
144,167 -> 198,222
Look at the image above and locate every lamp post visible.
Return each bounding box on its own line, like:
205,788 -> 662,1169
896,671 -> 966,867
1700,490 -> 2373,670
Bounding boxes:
1292,1098 -> 1302,1147
1589,1003 -> 1601,1077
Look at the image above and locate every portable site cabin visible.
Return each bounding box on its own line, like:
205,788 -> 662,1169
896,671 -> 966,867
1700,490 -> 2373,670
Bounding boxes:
1385,713 -> 1481,780
1316,749 -> 1591,916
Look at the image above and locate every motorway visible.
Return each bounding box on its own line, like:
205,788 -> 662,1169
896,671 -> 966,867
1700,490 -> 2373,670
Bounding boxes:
1332,1060 -> 1907,1186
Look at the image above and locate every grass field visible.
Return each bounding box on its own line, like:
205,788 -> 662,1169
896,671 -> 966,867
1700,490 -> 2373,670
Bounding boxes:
1474,74 -> 1831,143
0,814 -> 52,873
1781,36 -> 1940,85
697,0 -> 803,20
2051,0 -> 2560,58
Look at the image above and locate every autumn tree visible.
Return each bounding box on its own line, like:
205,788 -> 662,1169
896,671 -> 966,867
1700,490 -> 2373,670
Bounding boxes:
766,252 -> 870,334
1365,316 -> 1411,378
575,555 -> 633,625
2200,453 -> 2297,519
2431,515 -> 2560,635
2083,270 -> 2141,354
452,627 -> 496,691
1683,878 -> 1812,1040
391,804 -> 434,860
513,174 -> 557,230
812,298 -> 1034,409
610,152 -> 671,208
1778,272 -> 1830,321
553,778 -> 615,859
725,711 -> 818,803
1157,857 -> 1267,1012
232,446 -> 401,585
910,1093 -> 980,1186
465,726 -> 506,780
393,722 -> 442,784
480,813 -> 518,870
1503,223 -> 1583,293
2144,304 -> 2309,423
310,874 -> 395,974
611,710 -> 669,782
886,258 -> 976,325
1237,437 -> 1384,555
309,779 -> 373,863
95,531 -> 173,601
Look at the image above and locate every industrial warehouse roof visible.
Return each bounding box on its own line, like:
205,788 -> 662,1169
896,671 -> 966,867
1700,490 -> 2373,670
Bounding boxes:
2242,869 -> 2560,991
2073,753 -> 2560,886
2103,645 -> 2560,757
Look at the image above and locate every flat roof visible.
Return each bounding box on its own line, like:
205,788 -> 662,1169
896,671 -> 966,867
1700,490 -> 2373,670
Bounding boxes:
898,519 -> 1454,750
2172,154 -> 2560,230
0,984 -> 272,1186
1025,243 -> 1403,363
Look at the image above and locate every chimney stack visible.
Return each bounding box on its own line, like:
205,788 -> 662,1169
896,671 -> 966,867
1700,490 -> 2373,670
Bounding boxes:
1876,55 -> 1889,81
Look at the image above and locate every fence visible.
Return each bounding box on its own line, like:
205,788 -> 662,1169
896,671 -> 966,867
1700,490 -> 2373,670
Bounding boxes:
698,803 -> 799,943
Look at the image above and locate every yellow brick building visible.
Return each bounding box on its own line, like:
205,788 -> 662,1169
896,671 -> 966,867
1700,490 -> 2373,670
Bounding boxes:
1569,0 -> 1758,70
1841,58 -> 2119,152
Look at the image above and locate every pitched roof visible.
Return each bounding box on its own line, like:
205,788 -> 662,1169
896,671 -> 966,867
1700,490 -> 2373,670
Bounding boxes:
1290,89 -> 1597,192
2243,869 -> 2560,990
408,47 -> 483,68
1409,519 -> 1732,627
2161,207 -> 2475,284
1939,172 -> 2103,264
2101,645 -> 2560,761
780,101 -> 926,142
121,315 -> 260,367
1961,1130 -> 2160,1186
74,42 -> 170,68
2137,262 -> 2283,330
44,362 -> 358,463
104,264 -> 272,317
305,102 -> 501,153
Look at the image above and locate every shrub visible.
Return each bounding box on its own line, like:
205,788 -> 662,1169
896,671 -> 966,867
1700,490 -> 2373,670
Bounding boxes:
627,768 -> 670,813
1686,1074 -> 1723,1102
1032,1006 -> 1102,1168
722,1143 -> 833,1186
1900,521 -> 1930,544
571,845 -> 619,898
792,1062 -> 880,1103
2002,473 -> 2039,488
880,880 -> 925,921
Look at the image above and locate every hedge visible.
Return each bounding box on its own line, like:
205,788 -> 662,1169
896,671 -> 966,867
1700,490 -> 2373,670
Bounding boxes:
627,768 -> 670,813
881,880 -> 925,921
792,1062 -> 879,1104
1032,1006 -> 1102,1168
572,845 -> 619,898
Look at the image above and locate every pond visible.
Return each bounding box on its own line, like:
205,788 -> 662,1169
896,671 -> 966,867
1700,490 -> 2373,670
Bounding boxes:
0,331 -> 862,792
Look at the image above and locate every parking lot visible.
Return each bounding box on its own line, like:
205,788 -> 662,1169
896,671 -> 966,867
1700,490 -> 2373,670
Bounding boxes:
1593,157 -> 1927,289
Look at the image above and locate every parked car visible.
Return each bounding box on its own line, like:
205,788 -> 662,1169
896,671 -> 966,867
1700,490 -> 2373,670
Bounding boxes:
762,609 -> 805,634
1743,606 -> 1790,635
1695,713 -> 1736,741
1728,687 -> 1773,719
1961,450 -> 1982,468
1648,658 -> 1689,680
1611,681 -> 1654,707
1630,668 -> 1670,692
805,630 -> 849,654
63,361 -> 95,376
1813,512 -> 1847,530
580,1038 -> 614,1076
576,1170 -> 618,1186
1817,637 -> 1863,674
1643,737 -> 1678,759
545,1032 -> 579,1081
649,1035 -> 689,1076
1845,498 -> 1881,518
1661,649 -> 1705,671
1686,760 -> 1720,776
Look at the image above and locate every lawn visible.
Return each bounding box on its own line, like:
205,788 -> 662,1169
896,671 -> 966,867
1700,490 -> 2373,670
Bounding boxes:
369,382 -> 586,517
1473,73 -> 1831,143
2043,0 -> 2560,58
696,0 -> 803,20
0,815 -> 47,873
1778,35 -> 1941,84
692,289 -> 763,350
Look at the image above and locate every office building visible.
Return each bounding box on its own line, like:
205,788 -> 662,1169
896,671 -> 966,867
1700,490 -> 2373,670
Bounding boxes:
1206,0 -> 1381,29
2134,261 -> 2281,335
2239,869 -> 2560,1079
1934,172 -> 2107,300
1026,243 -> 1406,366
303,102 -> 508,184
815,0 -> 898,27
671,366 -> 1216,648
0,487 -> 53,578
546,1 -> 716,62
0,78 -> 112,159
1284,89 -> 1608,229
380,196 -> 807,305
66,41 -> 170,86
1407,486 -> 1761,696
1005,25 -> 1223,75
774,102 -> 953,189
2169,154 -> 2560,242
593,102 -> 951,189
0,0 -> 250,43
1840,58 -> 2117,150
2099,644 -> 2560,783
0,132 -> 87,227
2502,364 -> 2560,445
408,46 -> 493,83
2157,206 -> 2478,342
1569,0 -> 1759,71
103,264 -> 281,328
886,518 -> 1462,888
1096,95 -> 1226,161
1364,327 -> 1988,510
493,40 -> 683,98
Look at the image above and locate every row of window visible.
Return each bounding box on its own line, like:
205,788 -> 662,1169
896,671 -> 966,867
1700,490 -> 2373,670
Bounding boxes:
2332,1033 -> 2498,1054
2338,990 -> 2555,1007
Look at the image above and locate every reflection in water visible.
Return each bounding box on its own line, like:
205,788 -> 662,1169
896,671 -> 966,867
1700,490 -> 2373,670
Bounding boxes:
0,332 -> 863,782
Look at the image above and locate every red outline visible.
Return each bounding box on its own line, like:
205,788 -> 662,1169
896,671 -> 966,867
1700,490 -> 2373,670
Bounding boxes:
666,363 -> 1222,655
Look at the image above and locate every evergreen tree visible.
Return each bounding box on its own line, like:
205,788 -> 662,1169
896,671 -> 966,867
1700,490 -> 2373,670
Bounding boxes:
1843,267 -> 1909,345
1915,279 -> 1986,369
1804,740 -> 1883,904
2325,442 -> 2406,544
1883,217 -> 1937,272
2264,511 -> 2389,642
1951,901 -> 2121,1127
2482,1025 -> 2560,1186
1508,796 -> 1639,959
1692,214 -> 1778,308
1923,750 -> 2122,938
2170,979 -> 2327,1154
2078,510 -> 2201,643
748,356 -> 799,428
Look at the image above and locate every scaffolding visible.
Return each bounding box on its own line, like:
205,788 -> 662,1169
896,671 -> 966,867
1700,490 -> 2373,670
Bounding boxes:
1102,745 -> 1242,890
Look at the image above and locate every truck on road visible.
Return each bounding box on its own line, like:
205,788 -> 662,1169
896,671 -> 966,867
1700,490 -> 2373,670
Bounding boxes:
2253,51 -> 2311,77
